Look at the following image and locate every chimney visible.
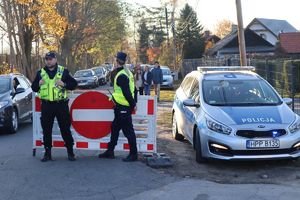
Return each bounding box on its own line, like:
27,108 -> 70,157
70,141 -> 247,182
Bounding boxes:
231,24 -> 238,33
204,30 -> 210,38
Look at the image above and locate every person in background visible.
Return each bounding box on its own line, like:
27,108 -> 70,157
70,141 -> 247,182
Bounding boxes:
142,65 -> 152,95
134,65 -> 144,95
151,61 -> 163,101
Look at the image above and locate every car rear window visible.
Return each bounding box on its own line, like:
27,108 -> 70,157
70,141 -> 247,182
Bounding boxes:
74,70 -> 93,77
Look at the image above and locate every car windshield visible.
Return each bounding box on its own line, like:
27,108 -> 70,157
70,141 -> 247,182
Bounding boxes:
162,68 -> 171,75
203,79 -> 282,106
74,70 -> 93,77
0,78 -> 10,94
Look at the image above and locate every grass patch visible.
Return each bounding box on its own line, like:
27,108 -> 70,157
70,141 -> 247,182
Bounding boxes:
150,79 -> 182,102
157,110 -> 172,126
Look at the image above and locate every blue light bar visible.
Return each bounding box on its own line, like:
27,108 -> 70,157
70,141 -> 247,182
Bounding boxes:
197,66 -> 256,72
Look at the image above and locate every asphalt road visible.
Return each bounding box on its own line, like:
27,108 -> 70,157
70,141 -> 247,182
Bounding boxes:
0,122 -> 176,200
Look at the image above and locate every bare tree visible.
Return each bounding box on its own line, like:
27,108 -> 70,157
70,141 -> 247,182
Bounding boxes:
214,19 -> 234,39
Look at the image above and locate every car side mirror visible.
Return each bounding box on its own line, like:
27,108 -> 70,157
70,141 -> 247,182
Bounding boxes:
283,98 -> 292,105
183,99 -> 200,108
15,87 -> 25,94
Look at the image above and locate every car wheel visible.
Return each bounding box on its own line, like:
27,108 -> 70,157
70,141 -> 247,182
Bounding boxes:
195,128 -> 207,163
8,108 -> 18,134
172,112 -> 184,141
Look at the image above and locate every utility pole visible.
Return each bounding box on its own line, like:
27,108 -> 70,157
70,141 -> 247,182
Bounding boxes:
171,4 -> 177,70
165,7 -> 170,46
235,0 -> 247,66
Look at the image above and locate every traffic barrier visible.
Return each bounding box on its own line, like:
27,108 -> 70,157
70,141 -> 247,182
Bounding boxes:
32,91 -> 157,156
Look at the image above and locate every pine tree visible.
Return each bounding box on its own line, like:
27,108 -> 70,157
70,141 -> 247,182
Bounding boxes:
138,20 -> 150,63
176,4 -> 205,59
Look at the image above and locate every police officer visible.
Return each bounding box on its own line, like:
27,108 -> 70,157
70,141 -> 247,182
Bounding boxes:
98,52 -> 138,162
31,52 -> 78,162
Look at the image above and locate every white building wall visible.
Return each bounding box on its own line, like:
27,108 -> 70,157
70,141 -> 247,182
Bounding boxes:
249,23 -> 278,45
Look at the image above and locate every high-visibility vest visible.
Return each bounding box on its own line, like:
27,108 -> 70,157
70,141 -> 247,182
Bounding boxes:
38,65 -> 67,101
112,68 -> 135,106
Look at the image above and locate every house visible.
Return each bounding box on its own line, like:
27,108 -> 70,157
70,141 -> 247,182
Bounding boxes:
206,18 -> 299,58
278,32 -> 300,56
206,29 -> 275,57
247,18 -> 298,45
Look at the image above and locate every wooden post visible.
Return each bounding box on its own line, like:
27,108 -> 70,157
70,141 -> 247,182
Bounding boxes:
235,0 -> 247,66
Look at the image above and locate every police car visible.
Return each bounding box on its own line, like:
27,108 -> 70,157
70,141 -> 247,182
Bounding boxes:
172,66 -> 300,163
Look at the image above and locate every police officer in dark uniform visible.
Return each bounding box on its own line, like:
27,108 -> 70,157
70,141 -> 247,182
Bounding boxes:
31,52 -> 78,162
98,52 -> 138,162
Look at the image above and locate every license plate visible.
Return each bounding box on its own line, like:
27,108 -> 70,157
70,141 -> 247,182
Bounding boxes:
246,139 -> 280,149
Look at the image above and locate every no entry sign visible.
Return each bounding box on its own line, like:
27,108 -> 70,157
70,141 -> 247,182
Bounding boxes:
70,91 -> 115,139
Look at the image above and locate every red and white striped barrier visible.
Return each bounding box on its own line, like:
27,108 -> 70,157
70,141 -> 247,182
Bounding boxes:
32,91 -> 157,156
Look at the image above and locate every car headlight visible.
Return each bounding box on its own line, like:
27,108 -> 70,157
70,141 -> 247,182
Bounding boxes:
206,116 -> 232,135
289,116 -> 300,133
0,101 -> 9,109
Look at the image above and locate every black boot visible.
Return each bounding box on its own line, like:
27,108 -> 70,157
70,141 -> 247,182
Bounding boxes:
67,147 -> 76,161
98,150 -> 115,159
41,148 -> 52,162
122,154 -> 138,162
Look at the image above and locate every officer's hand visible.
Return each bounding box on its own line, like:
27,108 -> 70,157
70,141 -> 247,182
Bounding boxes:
56,80 -> 65,87
39,79 -> 45,86
133,106 -> 137,112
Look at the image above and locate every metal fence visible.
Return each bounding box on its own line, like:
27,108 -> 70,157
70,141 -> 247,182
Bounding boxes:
181,58 -> 300,115
252,59 -> 300,115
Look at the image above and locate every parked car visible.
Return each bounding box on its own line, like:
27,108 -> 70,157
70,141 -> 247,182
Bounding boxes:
160,66 -> 174,89
102,67 -> 110,82
104,63 -> 113,72
0,73 -> 33,134
74,69 -> 98,89
172,66 -> 300,163
92,66 -> 107,86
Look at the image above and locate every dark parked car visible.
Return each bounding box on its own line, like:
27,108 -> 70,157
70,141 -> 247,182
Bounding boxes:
92,67 -> 107,85
74,69 -> 98,89
0,73 -> 33,133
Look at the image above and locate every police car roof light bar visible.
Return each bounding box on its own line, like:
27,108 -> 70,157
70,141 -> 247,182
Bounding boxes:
197,66 -> 255,72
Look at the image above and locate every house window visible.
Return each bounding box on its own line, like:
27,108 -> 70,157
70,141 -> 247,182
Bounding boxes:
260,33 -> 266,39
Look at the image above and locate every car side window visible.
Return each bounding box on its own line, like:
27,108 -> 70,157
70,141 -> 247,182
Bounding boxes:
181,77 -> 194,95
16,76 -> 29,89
24,77 -> 31,86
189,79 -> 200,102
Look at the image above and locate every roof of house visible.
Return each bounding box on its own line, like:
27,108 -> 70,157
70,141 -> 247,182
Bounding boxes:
206,31 -> 237,55
279,32 -> 300,54
247,18 -> 298,37
206,29 -> 274,56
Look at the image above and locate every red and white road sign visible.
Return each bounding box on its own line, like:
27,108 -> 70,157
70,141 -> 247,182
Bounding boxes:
70,91 -> 115,139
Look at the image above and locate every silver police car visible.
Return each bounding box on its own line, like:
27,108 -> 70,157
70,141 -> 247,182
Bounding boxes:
172,66 -> 300,163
